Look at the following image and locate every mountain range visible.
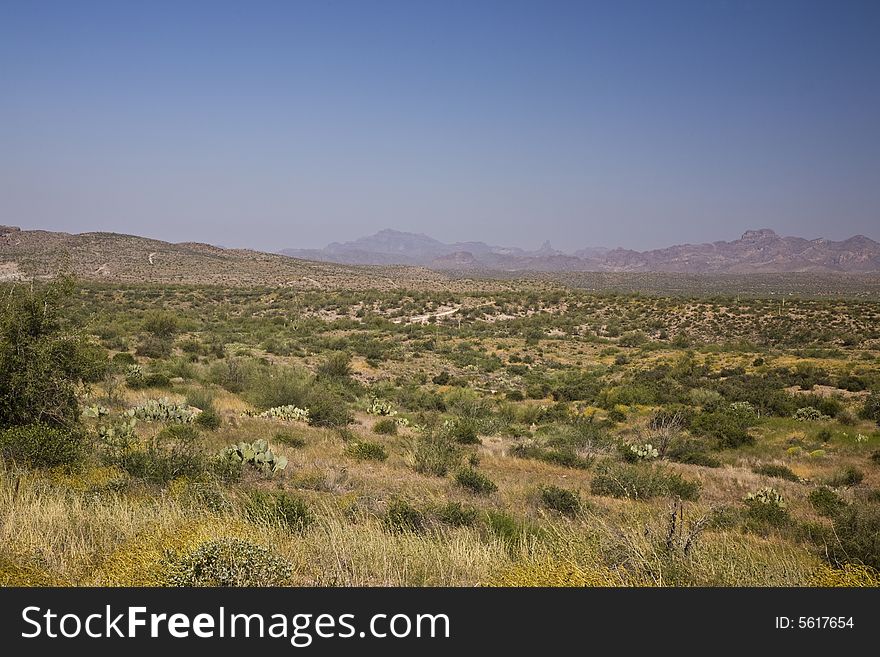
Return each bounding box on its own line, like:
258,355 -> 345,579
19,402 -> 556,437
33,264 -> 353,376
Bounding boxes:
280,228 -> 880,273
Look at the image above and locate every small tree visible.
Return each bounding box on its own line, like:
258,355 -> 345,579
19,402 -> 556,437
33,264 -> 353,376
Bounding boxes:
0,277 -> 91,429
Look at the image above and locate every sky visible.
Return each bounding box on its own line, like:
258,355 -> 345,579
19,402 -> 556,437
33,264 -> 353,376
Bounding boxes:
1,0 -> 878,252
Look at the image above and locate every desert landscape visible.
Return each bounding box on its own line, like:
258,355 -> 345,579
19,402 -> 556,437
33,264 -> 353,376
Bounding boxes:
1,226 -> 878,587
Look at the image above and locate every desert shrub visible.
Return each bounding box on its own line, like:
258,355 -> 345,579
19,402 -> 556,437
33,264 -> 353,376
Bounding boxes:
0,550 -> 66,586
799,394 -> 844,419
373,417 -> 398,435
432,370 -> 451,386
484,510 -> 540,551
195,406 -> 221,430
690,408 -> 756,449
0,277 -> 92,429
409,433 -> 461,477
810,563 -> 880,587
434,502 -> 477,527
245,491 -> 312,533
187,389 -> 221,430
346,441 -> 388,461
141,311 -> 179,338
274,432 -> 306,448
837,409 -> 859,426
316,350 -> 353,381
443,416 -> 480,444
302,384 -> 351,428
743,487 -> 789,528
385,499 -> 424,533
137,371 -> 170,388
618,331 -> 647,348
547,370 -> 601,402
167,538 -> 292,587
753,463 -> 800,482
111,351 -> 137,366
826,466 -> 865,488
208,358 -> 250,393
443,387 -> 492,418
0,424 -> 83,468
455,468 -> 497,495
210,450 -> 243,483
825,465 -> 865,488
114,424 -> 206,485
488,559 -> 628,587
590,462 -> 700,501
135,336 -> 172,359
861,391 -> 880,424
510,443 -> 592,469
539,485 -> 580,516
829,502 -> 880,569
809,487 -> 847,517
666,438 -> 720,467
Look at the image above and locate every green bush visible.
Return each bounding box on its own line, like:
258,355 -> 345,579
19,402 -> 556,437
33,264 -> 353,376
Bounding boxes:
195,407 -> 221,430
373,418 -> 398,435
826,466 -> 865,488
111,351 -> 137,366
274,432 -> 306,448
316,351 -> 352,381
434,502 -> 477,527
690,409 -> 755,449
141,311 -> 180,338
590,462 -> 700,501
346,441 -> 388,461
113,424 -> 206,485
743,487 -> 789,528
455,468 -> 497,495
0,277 -> 91,429
168,538 -> 292,587
245,491 -> 312,533
385,499 -> 424,533
135,336 -> 172,359
666,439 -> 720,467
443,416 -> 480,444
409,433 -> 461,477
510,443 -> 592,469
540,485 -> 580,516
753,463 -> 800,482
809,487 -> 847,517
188,389 -> 222,430
483,510 -> 540,552
829,502 -> 880,569
860,392 -> 880,424
0,424 -> 83,468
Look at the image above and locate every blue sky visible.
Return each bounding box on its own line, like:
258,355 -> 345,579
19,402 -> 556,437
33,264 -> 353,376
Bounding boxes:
1,0 -> 878,251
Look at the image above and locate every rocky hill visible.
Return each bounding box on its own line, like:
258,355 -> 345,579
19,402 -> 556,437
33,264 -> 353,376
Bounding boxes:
282,228 -> 880,273
0,227 -> 458,290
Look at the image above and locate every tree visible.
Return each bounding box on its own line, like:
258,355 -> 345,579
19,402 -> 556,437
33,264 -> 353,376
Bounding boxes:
0,277 -> 92,429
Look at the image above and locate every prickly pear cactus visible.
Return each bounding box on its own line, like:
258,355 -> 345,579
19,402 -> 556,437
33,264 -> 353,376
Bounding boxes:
127,397 -> 196,424
217,439 -> 288,475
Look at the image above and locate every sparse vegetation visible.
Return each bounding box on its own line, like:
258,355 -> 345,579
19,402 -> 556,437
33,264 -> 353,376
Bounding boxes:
3,274 -> 880,587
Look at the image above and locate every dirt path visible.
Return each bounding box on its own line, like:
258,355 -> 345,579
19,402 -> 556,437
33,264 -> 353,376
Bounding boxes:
393,305 -> 461,324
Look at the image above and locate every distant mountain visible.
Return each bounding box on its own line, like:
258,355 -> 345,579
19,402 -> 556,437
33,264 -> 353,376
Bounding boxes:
281,228 -> 880,273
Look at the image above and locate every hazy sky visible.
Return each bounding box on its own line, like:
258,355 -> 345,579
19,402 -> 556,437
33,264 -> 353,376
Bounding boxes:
1,0 -> 878,252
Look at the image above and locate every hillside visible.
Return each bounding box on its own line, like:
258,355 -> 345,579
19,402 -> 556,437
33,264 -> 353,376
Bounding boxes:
0,226 -> 478,291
